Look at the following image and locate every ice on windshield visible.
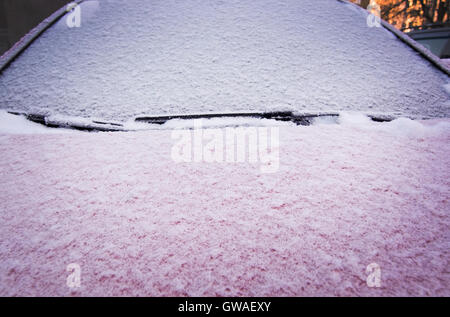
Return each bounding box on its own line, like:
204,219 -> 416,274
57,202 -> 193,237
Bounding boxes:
0,0 -> 449,122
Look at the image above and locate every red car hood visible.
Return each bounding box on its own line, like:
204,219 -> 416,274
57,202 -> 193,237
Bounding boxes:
0,116 -> 449,296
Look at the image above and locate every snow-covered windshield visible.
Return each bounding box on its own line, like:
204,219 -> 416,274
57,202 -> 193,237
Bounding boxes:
0,0 -> 449,123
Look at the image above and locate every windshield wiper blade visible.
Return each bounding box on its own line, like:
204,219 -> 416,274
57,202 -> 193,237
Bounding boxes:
135,111 -> 338,125
135,111 -> 394,125
8,110 -> 395,132
8,111 -> 125,132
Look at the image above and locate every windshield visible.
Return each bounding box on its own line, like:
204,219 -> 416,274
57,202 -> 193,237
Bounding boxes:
0,0 -> 449,124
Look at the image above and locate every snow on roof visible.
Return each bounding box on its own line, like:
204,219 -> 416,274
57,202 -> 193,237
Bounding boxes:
0,0 -> 449,122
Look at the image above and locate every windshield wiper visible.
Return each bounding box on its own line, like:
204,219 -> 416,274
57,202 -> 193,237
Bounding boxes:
135,111 -> 394,125
8,111 -> 125,132
8,110 -> 394,132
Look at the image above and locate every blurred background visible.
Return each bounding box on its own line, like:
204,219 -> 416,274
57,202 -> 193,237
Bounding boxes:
0,0 -> 449,58
0,0 -> 70,55
352,0 -> 449,31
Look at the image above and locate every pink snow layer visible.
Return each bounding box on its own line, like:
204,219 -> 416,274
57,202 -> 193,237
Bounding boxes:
0,117 -> 449,296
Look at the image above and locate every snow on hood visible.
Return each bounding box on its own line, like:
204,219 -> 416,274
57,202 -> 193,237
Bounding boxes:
336,111 -> 450,137
0,0 -> 449,122
0,116 -> 449,296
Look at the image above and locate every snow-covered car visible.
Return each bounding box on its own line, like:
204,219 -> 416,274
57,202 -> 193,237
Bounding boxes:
0,0 -> 449,297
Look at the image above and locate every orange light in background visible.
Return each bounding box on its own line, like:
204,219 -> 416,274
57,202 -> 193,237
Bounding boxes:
350,0 -> 449,32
